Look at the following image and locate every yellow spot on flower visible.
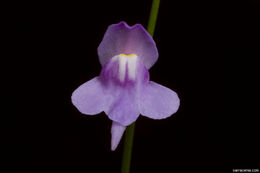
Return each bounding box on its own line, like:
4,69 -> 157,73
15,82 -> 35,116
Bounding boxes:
120,53 -> 136,57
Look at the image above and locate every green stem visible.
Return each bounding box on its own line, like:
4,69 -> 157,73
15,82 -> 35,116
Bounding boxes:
120,1 -> 160,173
121,123 -> 135,173
147,0 -> 160,37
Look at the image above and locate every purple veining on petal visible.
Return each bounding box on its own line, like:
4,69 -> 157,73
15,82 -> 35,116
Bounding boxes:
98,21 -> 158,69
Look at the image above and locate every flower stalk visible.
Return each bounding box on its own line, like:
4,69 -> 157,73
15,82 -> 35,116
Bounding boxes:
120,1 -> 160,173
147,0 -> 160,37
120,123 -> 135,173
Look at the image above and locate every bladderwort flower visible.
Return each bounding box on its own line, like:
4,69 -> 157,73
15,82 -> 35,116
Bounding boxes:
71,21 -> 180,151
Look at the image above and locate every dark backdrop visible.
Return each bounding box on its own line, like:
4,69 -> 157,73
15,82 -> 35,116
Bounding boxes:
5,0 -> 259,172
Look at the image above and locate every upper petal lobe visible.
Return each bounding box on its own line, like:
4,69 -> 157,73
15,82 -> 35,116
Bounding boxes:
97,21 -> 158,69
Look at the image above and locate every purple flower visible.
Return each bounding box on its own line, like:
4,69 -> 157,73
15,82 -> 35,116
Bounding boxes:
71,21 -> 180,150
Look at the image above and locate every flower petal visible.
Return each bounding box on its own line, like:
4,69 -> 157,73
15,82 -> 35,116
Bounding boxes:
98,21 -> 158,69
139,81 -> 180,119
71,77 -> 106,115
99,54 -> 147,126
105,87 -> 140,126
111,121 -> 126,151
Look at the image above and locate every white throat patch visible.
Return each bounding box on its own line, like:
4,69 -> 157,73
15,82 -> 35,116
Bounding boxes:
111,54 -> 138,82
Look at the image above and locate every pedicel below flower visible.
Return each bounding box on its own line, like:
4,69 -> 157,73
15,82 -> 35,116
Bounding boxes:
71,21 -> 180,151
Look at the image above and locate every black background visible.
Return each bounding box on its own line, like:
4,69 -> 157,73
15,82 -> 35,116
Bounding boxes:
5,0 -> 259,172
